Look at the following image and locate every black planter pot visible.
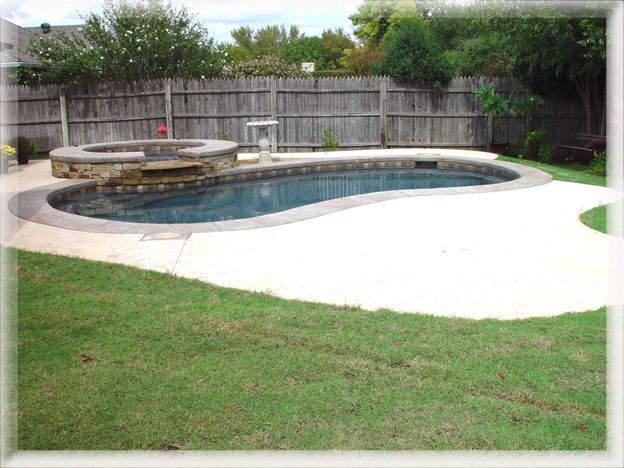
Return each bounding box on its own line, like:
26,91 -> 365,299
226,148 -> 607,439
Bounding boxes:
17,153 -> 29,165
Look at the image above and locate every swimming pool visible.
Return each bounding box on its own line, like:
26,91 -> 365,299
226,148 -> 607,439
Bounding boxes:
53,165 -> 512,224
11,154 -> 551,234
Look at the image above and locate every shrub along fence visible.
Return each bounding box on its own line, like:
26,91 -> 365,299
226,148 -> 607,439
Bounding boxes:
1,76 -> 585,153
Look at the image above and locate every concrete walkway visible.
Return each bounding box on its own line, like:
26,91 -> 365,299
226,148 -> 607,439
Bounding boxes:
2,153 -> 623,320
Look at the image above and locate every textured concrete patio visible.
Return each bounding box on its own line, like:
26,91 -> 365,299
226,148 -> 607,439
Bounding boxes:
2,151 -> 623,320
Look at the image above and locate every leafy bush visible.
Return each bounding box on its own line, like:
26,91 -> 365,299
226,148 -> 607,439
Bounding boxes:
213,130 -> 232,141
475,83 -> 543,118
321,128 -> 339,151
15,0 -> 223,85
320,28 -> 355,70
509,94 -> 544,117
455,34 -> 510,77
230,24 -> 302,59
223,56 -> 305,78
218,43 -> 251,65
589,150 -> 607,176
376,19 -> 453,86
278,36 -> 327,70
339,44 -> 384,76
17,137 -> 37,164
474,83 -> 509,116
519,129 -> 548,160
537,145 -> 554,163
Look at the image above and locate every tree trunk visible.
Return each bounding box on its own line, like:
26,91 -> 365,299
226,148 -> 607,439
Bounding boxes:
600,79 -> 606,135
574,71 -> 606,135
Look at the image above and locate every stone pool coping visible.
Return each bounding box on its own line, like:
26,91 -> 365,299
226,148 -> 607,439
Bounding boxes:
49,139 -> 239,163
10,154 -> 551,235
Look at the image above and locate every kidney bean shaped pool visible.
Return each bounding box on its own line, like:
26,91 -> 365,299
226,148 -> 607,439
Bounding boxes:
53,167 -> 511,224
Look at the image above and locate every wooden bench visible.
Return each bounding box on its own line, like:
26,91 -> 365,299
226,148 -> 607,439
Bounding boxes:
554,133 -> 606,165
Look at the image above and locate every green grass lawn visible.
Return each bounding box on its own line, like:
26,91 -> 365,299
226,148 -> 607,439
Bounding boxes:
16,250 -> 606,450
580,205 -> 607,234
497,155 -> 606,187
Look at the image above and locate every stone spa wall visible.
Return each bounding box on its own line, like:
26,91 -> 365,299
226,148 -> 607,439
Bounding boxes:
50,139 -> 238,193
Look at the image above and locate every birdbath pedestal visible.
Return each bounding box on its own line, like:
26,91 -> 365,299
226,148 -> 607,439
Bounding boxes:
247,120 -> 279,163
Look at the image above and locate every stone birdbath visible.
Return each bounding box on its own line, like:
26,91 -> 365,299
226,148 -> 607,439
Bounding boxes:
247,120 -> 279,163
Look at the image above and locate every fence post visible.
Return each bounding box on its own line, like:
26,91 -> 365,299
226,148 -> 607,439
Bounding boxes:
164,79 -> 174,138
380,76 -> 387,149
270,78 -> 277,152
59,92 -> 70,147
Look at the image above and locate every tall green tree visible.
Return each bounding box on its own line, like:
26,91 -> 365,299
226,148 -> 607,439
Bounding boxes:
501,16 -> 606,134
278,36 -> 327,70
376,18 -> 453,86
217,43 -> 252,65
320,28 -> 354,70
16,0 -> 223,85
454,33 -> 509,77
349,0 -> 421,44
350,0 -> 608,133
445,0 -> 608,133
230,24 -> 302,58
230,26 -> 255,55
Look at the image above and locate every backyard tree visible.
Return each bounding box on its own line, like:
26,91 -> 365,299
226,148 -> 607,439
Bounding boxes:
339,43 -> 384,76
15,0 -> 223,85
439,0 -> 608,133
376,18 -> 453,86
278,36 -> 327,70
347,0 -> 501,78
320,28 -> 355,70
453,33 -> 509,77
217,43 -> 252,65
228,26 -> 354,73
230,24 -> 302,58
497,16 -> 607,134
349,0 -> 421,44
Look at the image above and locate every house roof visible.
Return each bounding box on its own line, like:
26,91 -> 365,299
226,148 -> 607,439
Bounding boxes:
1,18 -> 86,67
1,18 -> 38,65
22,24 -> 86,41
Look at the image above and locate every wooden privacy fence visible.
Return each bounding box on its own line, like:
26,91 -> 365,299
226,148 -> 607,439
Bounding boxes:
1,76 -> 586,153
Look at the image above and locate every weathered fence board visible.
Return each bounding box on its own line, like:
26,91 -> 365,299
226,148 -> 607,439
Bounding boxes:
2,76 -> 586,153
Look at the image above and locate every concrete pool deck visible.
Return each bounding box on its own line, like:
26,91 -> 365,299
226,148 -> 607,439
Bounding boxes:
2,150 -> 623,320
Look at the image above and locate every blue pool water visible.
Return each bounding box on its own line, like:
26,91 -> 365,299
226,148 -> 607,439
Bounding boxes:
54,168 -> 509,224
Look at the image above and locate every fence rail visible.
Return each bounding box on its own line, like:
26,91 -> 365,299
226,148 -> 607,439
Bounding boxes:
1,76 -> 586,153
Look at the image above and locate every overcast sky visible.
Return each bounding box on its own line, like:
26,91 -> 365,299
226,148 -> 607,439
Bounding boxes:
1,0 -> 364,43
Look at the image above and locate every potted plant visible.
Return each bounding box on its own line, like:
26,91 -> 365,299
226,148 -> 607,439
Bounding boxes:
17,137 -> 37,165
156,124 -> 168,139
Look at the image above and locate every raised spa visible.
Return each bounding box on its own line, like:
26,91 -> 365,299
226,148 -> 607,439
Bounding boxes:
49,139 -> 239,192
51,158 -> 518,224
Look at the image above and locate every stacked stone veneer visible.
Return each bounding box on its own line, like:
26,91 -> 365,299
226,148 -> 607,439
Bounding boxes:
50,139 -> 238,193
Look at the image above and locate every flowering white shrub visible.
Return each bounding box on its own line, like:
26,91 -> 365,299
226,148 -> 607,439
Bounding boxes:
16,0 -> 224,85
223,56 -> 305,78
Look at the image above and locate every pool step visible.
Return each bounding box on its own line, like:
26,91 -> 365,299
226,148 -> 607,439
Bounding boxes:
142,160 -> 202,171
